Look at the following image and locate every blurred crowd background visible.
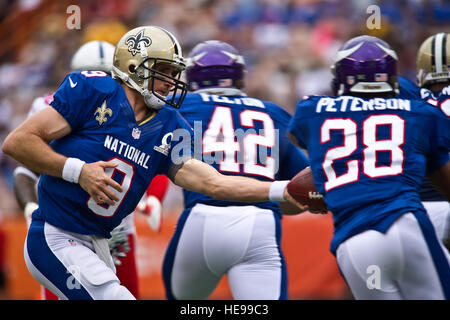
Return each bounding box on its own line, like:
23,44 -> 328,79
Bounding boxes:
0,0 -> 449,297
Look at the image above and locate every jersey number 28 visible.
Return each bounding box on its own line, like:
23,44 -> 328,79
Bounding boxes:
321,114 -> 405,191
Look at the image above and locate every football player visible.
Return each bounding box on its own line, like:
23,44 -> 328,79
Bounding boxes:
162,40 -> 309,300
397,32 -> 450,250
288,35 -> 450,299
2,26 -> 303,300
12,40 -> 170,300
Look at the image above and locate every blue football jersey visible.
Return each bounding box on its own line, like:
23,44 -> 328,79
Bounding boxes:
398,76 -> 448,201
178,92 -> 309,215
35,71 -> 193,238
288,95 -> 449,254
398,76 -> 436,102
436,84 -> 450,117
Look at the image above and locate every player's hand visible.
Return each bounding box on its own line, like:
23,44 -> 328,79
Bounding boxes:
136,195 -> 162,232
283,188 -> 328,214
308,207 -> 329,214
108,226 -> 130,266
284,188 -> 309,213
78,161 -> 123,205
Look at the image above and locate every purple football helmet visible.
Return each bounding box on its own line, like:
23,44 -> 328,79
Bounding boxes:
186,40 -> 246,91
331,35 -> 399,96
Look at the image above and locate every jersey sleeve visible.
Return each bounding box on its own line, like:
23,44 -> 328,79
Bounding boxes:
437,85 -> 450,117
397,76 -> 422,100
49,72 -> 92,131
161,110 -> 195,177
288,97 -> 317,149
279,143 -> 309,179
267,102 -> 310,179
426,105 -> 450,171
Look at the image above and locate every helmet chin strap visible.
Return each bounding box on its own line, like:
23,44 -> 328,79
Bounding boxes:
112,66 -> 166,110
142,90 -> 165,109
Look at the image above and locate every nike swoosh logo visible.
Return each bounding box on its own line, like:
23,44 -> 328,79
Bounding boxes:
69,76 -> 77,88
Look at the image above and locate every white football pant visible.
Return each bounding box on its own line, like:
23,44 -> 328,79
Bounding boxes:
424,201 -> 450,247
336,212 -> 450,299
163,204 -> 287,300
24,219 -> 135,300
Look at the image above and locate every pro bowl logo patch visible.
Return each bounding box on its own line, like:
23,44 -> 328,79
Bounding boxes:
153,132 -> 173,156
126,30 -> 152,56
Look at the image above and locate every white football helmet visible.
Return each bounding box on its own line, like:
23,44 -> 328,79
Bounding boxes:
70,40 -> 115,73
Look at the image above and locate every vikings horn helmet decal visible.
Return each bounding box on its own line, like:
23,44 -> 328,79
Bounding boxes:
112,26 -> 188,109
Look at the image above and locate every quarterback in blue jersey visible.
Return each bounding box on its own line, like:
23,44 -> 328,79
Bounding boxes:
2,27 -> 301,300
398,32 -> 450,250
288,36 -> 450,299
162,41 -> 310,300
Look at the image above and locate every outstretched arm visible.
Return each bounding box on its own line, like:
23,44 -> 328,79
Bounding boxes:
171,158 -> 271,202
171,158 -> 305,210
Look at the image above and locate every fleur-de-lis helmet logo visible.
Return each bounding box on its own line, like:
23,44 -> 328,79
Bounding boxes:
125,30 -> 152,56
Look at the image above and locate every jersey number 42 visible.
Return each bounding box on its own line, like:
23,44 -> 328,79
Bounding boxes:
202,106 -> 276,179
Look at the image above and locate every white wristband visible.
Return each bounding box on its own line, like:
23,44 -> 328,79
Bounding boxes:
62,158 -> 85,183
269,180 -> 290,202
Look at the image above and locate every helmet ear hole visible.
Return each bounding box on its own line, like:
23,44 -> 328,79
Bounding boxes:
129,65 -> 136,73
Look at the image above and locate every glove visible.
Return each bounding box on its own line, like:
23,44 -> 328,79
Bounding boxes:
108,226 -> 130,266
136,195 -> 162,232
24,202 -> 38,227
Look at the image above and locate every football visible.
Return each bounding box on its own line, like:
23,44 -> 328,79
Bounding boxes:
287,167 -> 327,212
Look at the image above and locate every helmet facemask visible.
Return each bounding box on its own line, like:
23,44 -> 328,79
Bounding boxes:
136,57 -> 187,109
